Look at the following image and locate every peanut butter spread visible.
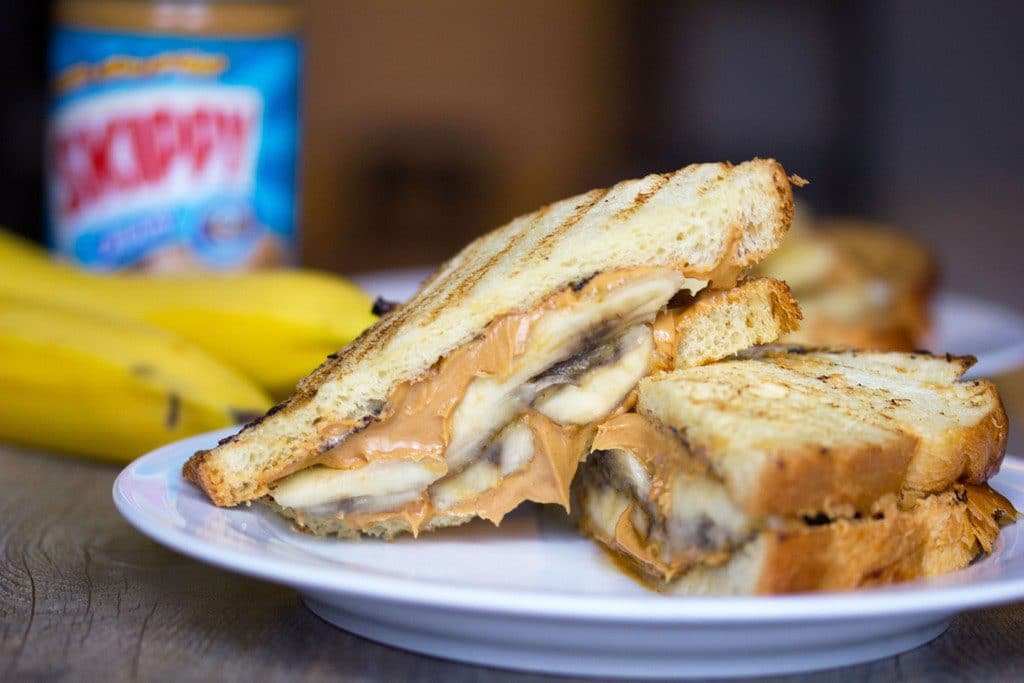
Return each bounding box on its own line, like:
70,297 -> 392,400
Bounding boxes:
613,502 -> 676,580
593,412 -> 705,514
279,267 -> 679,534
651,310 -> 681,368
592,413 -> 708,577
337,411 -> 599,533
445,411 -> 597,525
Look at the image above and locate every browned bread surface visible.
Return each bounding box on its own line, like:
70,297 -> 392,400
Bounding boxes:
638,349 -> 1007,517
577,409 -> 1015,589
671,485 -> 1010,595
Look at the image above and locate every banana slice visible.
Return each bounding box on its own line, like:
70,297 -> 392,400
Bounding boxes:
271,459 -> 443,509
431,420 -> 535,511
534,325 -> 654,425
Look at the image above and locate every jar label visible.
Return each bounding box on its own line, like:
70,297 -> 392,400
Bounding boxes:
48,29 -> 300,270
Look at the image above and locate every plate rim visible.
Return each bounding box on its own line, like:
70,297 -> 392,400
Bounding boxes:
113,427 -> 1024,623
932,291 -> 1024,378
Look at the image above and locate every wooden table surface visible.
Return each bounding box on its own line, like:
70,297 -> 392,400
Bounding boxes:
3,372 -> 1024,682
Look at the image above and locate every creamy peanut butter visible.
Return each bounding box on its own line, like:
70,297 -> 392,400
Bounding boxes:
340,412 -> 599,533
274,267 -> 681,534
651,310 -> 681,368
312,290 -> 531,473
316,268 -> 659,469
613,502 -> 675,580
444,411 -> 597,525
588,411 -> 765,579
591,413 -> 707,578
593,412 -> 706,515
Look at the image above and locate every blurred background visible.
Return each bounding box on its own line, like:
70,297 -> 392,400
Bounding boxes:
2,1 -> 1024,454
4,0 -> 1022,305
2,0 -> 1023,454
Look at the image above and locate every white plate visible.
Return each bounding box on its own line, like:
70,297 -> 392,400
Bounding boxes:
114,432 -> 1024,679
352,268 -> 1024,379
929,292 -> 1024,378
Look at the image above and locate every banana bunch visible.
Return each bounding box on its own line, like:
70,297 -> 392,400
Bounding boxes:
0,293 -> 272,462
0,228 -> 380,462
0,230 -> 378,397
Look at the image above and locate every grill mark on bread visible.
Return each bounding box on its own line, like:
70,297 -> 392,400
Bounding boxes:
692,170 -> 729,201
641,348 -> 1008,517
347,311 -> 406,370
292,261 -> 445,412
528,188 -> 611,263
417,254 -> 459,292
410,238 -> 493,324
612,173 -> 672,222
422,205 -> 555,324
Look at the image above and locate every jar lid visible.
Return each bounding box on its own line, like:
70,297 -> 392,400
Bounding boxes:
55,0 -> 300,37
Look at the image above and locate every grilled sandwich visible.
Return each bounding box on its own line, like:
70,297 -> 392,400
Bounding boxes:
756,220 -> 936,350
576,348 -> 1016,594
184,159 -> 799,538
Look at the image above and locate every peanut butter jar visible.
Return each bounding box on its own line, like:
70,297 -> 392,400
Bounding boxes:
48,1 -> 302,271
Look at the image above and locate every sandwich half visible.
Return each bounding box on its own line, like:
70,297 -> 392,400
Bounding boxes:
576,348 -> 1017,594
184,159 -> 799,538
756,220 -> 936,350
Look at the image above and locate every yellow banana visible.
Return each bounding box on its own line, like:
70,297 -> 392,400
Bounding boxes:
0,293 -> 272,462
0,229 -> 379,397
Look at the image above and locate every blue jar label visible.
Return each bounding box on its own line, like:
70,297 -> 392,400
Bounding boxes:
48,28 -> 300,270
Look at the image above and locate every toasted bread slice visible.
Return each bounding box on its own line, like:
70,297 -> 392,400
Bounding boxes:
669,485 -> 1014,595
667,278 -> 802,368
736,345 -> 973,383
638,349 -> 1006,518
185,160 -> 797,516
782,307 -> 919,351
578,464 -> 1014,593
818,221 -> 936,298
579,427 -> 1010,586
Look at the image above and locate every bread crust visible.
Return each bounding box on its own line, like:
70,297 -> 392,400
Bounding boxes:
752,489 -> 981,594
671,278 -> 802,368
669,485 -> 1010,595
742,436 -> 915,518
907,383 -> 1007,490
